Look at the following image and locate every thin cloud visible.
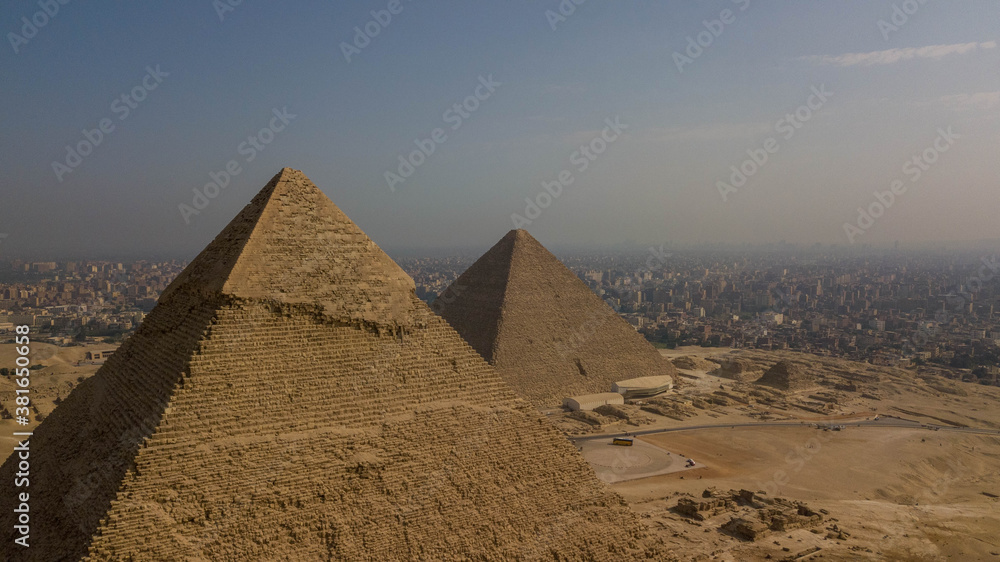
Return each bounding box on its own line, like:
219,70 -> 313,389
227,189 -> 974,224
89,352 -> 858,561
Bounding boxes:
639,122 -> 773,143
939,91 -> 1000,111
541,83 -> 586,95
562,128 -> 606,145
804,41 -> 996,67
527,114 -> 567,124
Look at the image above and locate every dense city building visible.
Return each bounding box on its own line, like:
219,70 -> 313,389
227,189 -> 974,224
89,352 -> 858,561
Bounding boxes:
0,260 -> 186,343
3,248 -> 998,385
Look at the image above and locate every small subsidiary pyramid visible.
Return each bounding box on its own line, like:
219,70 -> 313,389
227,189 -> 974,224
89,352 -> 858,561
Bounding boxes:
433,229 -> 677,408
713,358 -> 763,382
756,360 -> 813,391
0,170 -> 656,561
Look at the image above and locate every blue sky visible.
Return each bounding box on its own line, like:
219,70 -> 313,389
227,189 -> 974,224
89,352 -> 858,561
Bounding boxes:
1,1 -> 999,258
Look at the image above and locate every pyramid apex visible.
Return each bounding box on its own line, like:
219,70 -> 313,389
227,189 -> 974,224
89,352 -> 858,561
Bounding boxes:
164,169 -> 417,327
502,229 -> 538,249
262,167 -> 323,198
274,166 -> 306,182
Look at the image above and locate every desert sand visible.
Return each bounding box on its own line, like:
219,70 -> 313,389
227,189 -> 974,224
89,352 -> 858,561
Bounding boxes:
559,346 -> 1000,560
0,341 -> 114,459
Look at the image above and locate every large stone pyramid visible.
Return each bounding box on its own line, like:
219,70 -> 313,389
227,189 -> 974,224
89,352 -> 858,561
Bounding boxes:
433,229 -> 677,408
0,170 -> 656,561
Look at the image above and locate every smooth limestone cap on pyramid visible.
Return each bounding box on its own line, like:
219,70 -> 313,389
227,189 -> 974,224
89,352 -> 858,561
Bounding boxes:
160,167 -> 417,328
433,229 -> 677,408
0,169 -> 657,561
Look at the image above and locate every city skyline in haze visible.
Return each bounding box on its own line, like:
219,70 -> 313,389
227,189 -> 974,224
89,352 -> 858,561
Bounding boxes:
2,1 -> 999,260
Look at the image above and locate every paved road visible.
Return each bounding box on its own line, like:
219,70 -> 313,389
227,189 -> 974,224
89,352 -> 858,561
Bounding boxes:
570,415 -> 1000,443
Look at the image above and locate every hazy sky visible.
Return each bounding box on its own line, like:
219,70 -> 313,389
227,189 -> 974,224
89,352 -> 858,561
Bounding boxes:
2,1 -> 999,259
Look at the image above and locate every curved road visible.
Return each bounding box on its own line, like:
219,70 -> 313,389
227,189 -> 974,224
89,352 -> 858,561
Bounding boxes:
569,415 -> 1000,443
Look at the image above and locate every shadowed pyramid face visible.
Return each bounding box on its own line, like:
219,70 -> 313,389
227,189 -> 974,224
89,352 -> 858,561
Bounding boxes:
0,169 -> 656,561
433,229 -> 677,408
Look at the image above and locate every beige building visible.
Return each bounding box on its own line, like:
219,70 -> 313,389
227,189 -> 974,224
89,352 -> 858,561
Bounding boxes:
612,375 -> 675,399
563,392 -> 625,411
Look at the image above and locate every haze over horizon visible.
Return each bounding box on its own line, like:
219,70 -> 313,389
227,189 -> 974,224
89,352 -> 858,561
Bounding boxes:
2,1 -> 999,260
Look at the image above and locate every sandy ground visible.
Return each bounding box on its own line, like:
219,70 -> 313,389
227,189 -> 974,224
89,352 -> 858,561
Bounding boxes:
542,348 -> 1000,559
577,435 -> 696,483
0,341 -> 114,459
613,426 -> 1000,560
658,345 -> 737,360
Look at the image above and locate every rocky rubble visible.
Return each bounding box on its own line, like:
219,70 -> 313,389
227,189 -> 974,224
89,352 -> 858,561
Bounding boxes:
674,489 -> 826,542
